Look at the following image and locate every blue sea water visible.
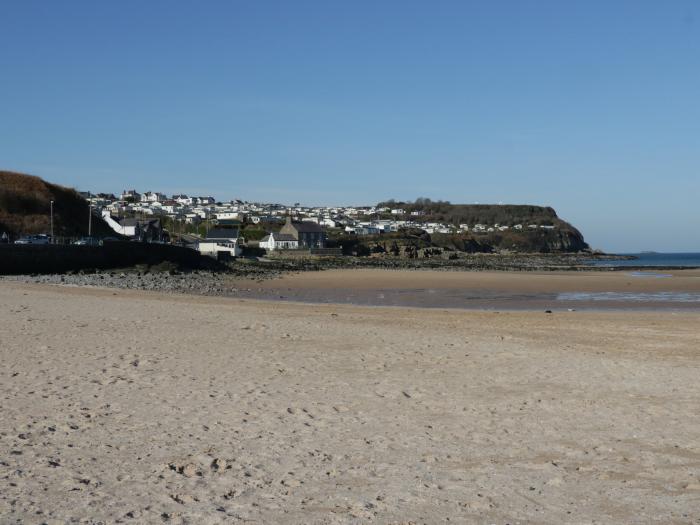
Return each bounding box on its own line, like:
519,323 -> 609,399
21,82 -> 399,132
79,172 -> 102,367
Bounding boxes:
588,252 -> 700,268
557,291 -> 700,303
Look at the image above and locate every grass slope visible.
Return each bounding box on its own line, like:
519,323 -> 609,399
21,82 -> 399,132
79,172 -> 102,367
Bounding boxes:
0,170 -> 114,239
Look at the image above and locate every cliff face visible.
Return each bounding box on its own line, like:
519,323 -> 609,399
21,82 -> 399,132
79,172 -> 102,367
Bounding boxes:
451,228 -> 589,253
420,228 -> 588,254
0,170 -> 112,238
337,225 -> 589,257
537,229 -> 589,252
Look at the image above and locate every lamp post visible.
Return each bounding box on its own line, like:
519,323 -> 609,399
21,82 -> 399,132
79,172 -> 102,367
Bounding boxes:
50,200 -> 54,244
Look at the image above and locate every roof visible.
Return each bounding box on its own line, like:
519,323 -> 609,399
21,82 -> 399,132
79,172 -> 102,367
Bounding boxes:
120,218 -> 161,227
206,228 -> 239,240
289,221 -> 323,233
272,233 -> 297,241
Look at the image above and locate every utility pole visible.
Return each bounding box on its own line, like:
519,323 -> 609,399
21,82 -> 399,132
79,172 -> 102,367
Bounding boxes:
88,204 -> 93,237
50,200 -> 54,243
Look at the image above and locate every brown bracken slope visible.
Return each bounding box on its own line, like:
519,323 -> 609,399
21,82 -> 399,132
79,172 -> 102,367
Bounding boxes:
0,170 -> 112,239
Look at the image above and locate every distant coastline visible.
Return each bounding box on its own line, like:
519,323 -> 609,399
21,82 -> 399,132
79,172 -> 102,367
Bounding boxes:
586,252 -> 700,269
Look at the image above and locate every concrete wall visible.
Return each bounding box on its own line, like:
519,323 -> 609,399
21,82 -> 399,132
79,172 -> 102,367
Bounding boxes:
0,242 -> 220,275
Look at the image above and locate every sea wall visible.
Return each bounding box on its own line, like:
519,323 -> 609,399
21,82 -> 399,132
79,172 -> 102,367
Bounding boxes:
0,242 -> 219,274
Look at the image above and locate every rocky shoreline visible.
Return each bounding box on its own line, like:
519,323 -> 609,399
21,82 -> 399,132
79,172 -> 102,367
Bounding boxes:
0,253 -> 639,297
0,271 -> 235,295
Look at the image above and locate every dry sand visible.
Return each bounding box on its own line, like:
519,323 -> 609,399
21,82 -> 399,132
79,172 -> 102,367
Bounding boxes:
236,268 -> 700,293
1,280 -> 700,524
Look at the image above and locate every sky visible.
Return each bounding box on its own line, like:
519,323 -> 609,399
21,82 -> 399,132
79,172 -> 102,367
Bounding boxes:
0,1 -> 698,252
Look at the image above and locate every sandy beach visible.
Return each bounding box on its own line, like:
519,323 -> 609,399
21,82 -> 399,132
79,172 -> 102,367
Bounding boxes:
240,268 -> 700,291
2,279 -> 700,524
229,268 -> 700,311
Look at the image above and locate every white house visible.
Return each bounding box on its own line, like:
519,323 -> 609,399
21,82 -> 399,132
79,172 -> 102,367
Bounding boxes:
102,210 -> 130,236
174,194 -> 192,205
259,232 -> 299,251
142,191 -> 166,203
216,211 -> 244,221
355,225 -> 381,235
320,218 -> 338,228
101,211 -> 164,241
197,228 -> 241,258
120,189 -> 140,201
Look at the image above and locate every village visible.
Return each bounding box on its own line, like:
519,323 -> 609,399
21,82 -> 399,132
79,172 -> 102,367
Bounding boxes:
78,189 -> 560,259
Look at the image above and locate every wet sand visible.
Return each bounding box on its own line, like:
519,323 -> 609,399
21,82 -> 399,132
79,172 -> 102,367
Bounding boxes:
1,281 -> 700,523
229,268 -> 700,311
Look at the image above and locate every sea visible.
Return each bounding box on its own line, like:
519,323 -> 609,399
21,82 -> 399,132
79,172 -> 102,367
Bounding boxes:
587,252 -> 700,268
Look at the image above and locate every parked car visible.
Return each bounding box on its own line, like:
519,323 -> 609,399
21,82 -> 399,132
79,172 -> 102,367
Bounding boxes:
72,237 -> 100,246
14,234 -> 51,245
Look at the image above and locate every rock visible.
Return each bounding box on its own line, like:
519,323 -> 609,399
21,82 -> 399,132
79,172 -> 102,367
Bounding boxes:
171,493 -> 194,504
211,458 -> 227,471
181,463 -> 197,477
461,500 -> 489,511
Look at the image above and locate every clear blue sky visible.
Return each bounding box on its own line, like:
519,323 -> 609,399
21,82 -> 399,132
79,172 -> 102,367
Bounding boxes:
1,1 -> 698,252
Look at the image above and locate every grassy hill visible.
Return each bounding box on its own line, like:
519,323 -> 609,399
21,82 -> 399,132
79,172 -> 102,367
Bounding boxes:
380,200 -> 569,226
0,170 -> 114,239
373,199 -> 589,253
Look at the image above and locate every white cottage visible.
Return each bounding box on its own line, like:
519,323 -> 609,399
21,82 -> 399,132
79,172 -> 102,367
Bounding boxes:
197,228 -> 241,258
259,232 -> 299,252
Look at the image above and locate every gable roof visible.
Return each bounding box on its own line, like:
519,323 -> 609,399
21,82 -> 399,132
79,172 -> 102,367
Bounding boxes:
216,219 -> 242,227
120,218 -> 161,227
290,221 -> 323,233
272,233 -> 297,241
206,228 -> 239,240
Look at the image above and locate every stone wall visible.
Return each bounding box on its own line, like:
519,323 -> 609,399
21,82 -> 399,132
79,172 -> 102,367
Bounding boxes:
0,242 -> 220,275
